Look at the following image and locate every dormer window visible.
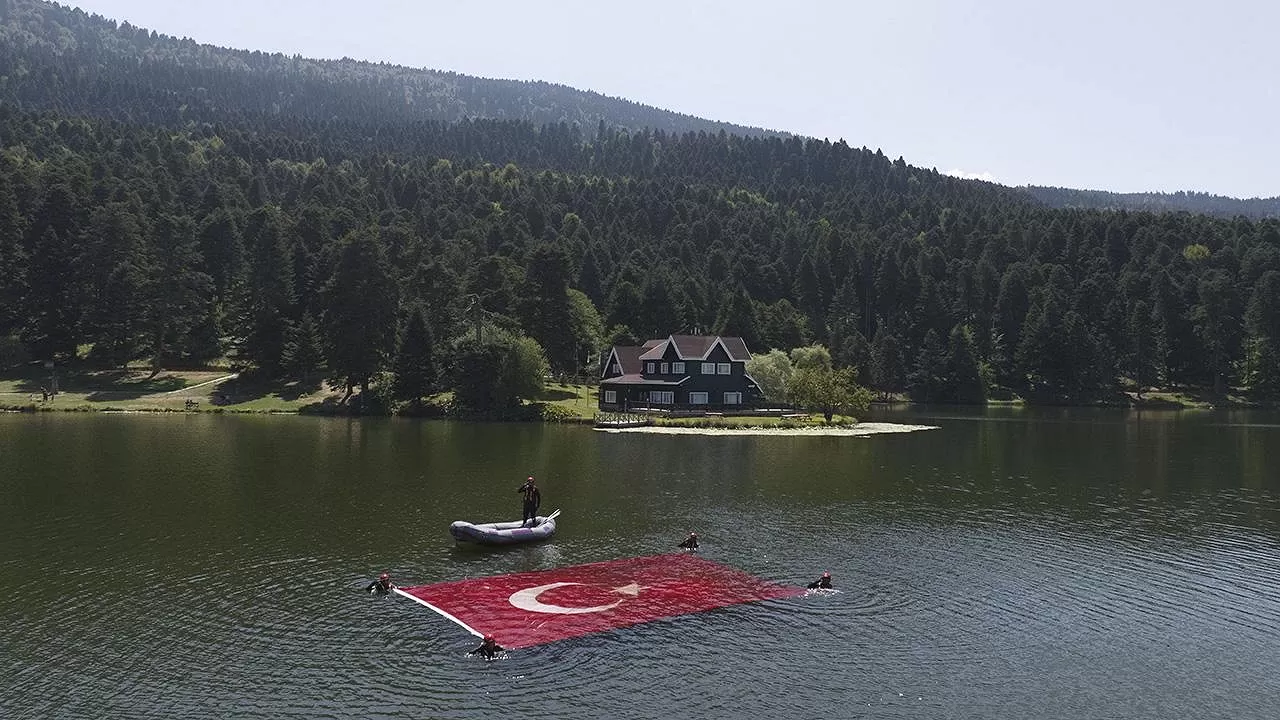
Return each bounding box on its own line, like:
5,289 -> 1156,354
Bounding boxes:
660,362 -> 669,374
646,362 -> 655,374
610,362 -> 621,375
717,363 -> 731,375
673,362 -> 685,374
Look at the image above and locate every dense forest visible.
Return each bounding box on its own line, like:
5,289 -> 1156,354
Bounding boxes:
1025,186 -> 1280,221
1,0 -> 1279,408
0,0 -> 782,138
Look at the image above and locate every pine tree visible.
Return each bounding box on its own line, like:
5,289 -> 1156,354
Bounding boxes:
82,204 -> 152,365
908,329 -> 948,402
714,285 -> 761,350
282,312 -> 325,380
945,325 -> 986,403
146,214 -> 215,368
868,329 -> 905,395
322,228 -> 399,398
241,210 -> 297,375
1244,271 -> 1280,395
393,306 -> 438,401
1125,301 -> 1160,397
519,243 -> 576,373
0,172 -> 28,337
23,184 -> 84,361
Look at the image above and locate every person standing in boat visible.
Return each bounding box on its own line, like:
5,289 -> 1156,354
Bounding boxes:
469,635 -> 505,659
807,571 -> 832,589
366,572 -> 395,595
517,476 -> 541,526
678,532 -> 699,550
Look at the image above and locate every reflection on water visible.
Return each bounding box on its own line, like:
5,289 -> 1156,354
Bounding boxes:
2,408 -> 1279,719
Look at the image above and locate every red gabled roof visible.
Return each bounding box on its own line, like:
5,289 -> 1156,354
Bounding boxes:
637,339 -> 669,361
717,336 -> 751,361
638,335 -> 751,362
601,339 -> 665,378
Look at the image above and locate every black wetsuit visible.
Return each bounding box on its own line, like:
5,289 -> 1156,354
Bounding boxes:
678,535 -> 699,550
807,576 -> 832,590
366,578 -> 393,595
518,483 -> 541,524
469,640 -> 505,659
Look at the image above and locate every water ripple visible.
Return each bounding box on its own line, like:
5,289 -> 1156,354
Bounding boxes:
6,415 -> 1280,719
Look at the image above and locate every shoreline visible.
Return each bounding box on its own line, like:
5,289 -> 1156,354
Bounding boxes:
595,422 -> 940,436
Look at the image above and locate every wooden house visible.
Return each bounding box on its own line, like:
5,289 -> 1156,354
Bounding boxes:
597,335 -> 763,411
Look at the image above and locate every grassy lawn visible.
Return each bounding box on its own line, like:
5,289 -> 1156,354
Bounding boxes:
0,367 -> 348,413
535,382 -> 597,419
1,368 -> 601,418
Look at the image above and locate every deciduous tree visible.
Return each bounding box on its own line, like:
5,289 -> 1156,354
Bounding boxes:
789,365 -> 871,422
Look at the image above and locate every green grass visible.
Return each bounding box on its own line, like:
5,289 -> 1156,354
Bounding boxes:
534,382 -> 597,419
0,367 -> 347,413
1,369 -> 604,418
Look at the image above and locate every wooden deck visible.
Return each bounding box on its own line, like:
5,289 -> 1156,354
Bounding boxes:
594,412 -> 653,428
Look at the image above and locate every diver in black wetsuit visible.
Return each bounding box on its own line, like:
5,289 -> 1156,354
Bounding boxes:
469,635 -> 505,659
678,532 -> 699,550
365,572 -> 394,595
807,571 -> 832,589
517,476 -> 542,525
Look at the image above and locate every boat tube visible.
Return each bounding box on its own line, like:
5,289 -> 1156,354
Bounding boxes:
450,509 -> 560,545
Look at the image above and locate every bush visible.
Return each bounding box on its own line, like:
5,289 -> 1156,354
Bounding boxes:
538,404 -> 578,423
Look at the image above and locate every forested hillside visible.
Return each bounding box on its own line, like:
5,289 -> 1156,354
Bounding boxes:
1,0 -> 1279,407
1025,186 -> 1280,220
0,0 -> 781,137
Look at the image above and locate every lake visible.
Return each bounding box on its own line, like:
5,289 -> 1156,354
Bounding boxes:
2,407 -> 1279,719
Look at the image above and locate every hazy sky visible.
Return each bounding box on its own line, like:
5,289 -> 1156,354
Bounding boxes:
69,0 -> 1279,199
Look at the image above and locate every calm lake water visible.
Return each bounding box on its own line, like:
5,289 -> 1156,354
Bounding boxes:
2,407 -> 1279,719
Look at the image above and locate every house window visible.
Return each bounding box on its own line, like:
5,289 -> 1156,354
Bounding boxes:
604,390 -> 617,404
724,392 -> 742,405
646,362 -> 655,374
660,362 -> 669,374
702,362 -> 716,375
689,391 -> 708,405
673,362 -> 685,374
610,363 -> 621,375
717,363 -> 731,375
651,391 -> 675,404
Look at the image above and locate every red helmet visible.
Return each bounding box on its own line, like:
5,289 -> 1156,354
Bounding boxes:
379,573 -> 390,580
822,571 -> 830,578
484,634 -> 495,642
527,476 -> 535,482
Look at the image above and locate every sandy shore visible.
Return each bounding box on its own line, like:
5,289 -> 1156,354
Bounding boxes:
595,422 -> 939,436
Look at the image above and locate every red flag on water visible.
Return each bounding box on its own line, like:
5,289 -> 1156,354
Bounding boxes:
396,553 -> 804,649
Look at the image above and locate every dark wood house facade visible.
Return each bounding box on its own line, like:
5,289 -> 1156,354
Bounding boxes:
597,335 -> 763,411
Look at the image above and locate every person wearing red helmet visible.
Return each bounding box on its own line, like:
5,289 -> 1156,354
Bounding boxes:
807,571 -> 832,590
678,531 -> 699,551
468,634 -> 505,659
517,475 -> 542,526
365,572 -> 395,595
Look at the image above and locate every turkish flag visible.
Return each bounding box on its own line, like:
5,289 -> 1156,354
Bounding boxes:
396,553 -> 804,649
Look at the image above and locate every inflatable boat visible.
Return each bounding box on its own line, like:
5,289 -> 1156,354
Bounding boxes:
450,509 -> 560,545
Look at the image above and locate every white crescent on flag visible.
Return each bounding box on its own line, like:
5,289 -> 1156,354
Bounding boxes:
508,581 -> 644,614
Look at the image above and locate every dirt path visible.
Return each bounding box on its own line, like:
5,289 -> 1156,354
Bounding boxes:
164,373 -> 239,394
